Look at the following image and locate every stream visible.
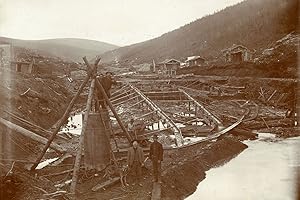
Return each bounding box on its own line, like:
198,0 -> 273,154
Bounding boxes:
186,133 -> 300,200
59,112 -> 206,145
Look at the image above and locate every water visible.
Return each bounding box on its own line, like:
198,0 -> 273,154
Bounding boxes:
60,113 -> 83,135
186,133 -> 300,200
59,112 -> 207,147
36,157 -> 59,169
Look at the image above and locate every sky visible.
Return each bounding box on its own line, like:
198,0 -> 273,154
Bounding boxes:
0,0 -> 243,46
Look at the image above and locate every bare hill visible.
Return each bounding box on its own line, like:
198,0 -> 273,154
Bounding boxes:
100,0 -> 298,65
0,37 -> 118,62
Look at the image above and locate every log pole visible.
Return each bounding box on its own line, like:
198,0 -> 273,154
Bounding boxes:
70,78 -> 96,194
0,118 -> 65,153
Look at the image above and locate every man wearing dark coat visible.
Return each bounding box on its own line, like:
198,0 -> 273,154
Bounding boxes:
101,72 -> 116,98
149,134 -> 163,183
95,72 -> 116,109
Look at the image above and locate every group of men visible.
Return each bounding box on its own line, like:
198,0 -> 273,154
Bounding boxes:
97,72 -> 164,185
127,134 -> 163,186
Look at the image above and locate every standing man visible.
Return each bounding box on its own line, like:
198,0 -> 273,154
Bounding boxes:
149,134 -> 163,183
127,140 -> 145,186
95,72 -> 116,109
101,72 -> 116,98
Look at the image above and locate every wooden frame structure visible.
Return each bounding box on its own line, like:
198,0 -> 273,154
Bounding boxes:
28,57 -> 132,197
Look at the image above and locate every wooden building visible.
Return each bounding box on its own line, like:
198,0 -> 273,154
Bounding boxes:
11,59 -> 37,74
222,44 -> 254,63
10,58 -> 53,75
186,56 -> 205,67
155,59 -> 181,76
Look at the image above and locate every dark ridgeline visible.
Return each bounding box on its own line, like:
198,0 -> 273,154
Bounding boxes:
0,37 -> 119,62
100,0 -> 298,65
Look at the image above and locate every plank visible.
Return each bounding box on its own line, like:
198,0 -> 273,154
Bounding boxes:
92,177 -> 120,192
178,88 -> 222,125
0,118 -> 65,153
151,182 -> 161,200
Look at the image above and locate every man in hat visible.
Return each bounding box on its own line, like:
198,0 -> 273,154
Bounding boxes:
127,140 -> 145,186
101,72 -> 116,98
95,72 -> 116,110
149,134 -> 163,183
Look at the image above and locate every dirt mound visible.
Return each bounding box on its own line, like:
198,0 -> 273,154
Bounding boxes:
256,32 -> 299,65
0,69 -> 71,128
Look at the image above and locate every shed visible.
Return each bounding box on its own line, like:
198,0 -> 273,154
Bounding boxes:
11,59 -> 37,74
156,59 -> 181,76
222,44 -> 254,63
186,56 -> 205,67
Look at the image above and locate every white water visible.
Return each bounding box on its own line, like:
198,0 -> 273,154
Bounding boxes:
59,112 -> 206,147
36,157 -> 59,169
60,113 -> 83,135
186,133 -> 300,200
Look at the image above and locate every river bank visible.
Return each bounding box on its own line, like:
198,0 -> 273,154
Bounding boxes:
186,133 -> 300,200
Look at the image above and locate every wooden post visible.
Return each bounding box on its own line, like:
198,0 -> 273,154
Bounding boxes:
122,99 -> 145,113
111,85 -> 128,97
179,88 -> 222,125
30,59 -> 99,170
70,79 -> 96,194
267,90 -> 277,102
83,58 -> 132,142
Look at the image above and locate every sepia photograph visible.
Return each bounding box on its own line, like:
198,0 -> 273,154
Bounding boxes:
0,0 -> 299,199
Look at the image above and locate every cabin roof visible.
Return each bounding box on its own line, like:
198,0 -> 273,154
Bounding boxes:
222,44 -> 253,54
159,58 -> 181,64
186,56 -> 205,62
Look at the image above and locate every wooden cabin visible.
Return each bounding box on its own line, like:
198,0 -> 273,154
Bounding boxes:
155,59 -> 181,76
222,44 -> 254,63
11,59 -> 37,74
10,59 -> 53,75
186,56 -> 205,67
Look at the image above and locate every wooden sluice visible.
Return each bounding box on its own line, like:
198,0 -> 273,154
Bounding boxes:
84,111 -> 111,171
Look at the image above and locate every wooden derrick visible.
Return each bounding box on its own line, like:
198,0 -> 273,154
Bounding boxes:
83,57 -> 132,142
30,58 -> 100,170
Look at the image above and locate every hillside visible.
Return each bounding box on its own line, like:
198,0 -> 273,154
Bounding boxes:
178,32 -> 299,78
100,0 -> 298,65
0,37 -> 118,62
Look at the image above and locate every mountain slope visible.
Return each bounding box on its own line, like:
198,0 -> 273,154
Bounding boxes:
0,37 -> 119,62
100,0 -> 298,65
